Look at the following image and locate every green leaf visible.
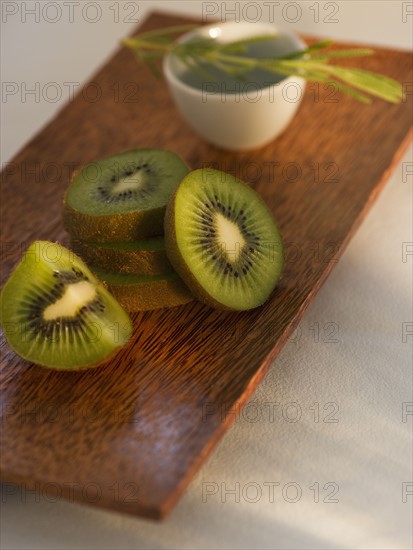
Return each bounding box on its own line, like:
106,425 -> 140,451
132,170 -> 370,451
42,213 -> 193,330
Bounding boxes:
310,48 -> 375,60
283,40 -> 333,59
324,66 -> 404,103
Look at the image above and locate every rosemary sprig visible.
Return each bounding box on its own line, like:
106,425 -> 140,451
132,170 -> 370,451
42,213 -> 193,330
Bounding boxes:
123,25 -> 404,104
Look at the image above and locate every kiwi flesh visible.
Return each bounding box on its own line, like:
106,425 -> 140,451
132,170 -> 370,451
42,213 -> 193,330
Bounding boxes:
64,149 -> 189,242
92,268 -> 193,311
72,237 -> 171,275
0,241 -> 132,370
164,168 -> 284,311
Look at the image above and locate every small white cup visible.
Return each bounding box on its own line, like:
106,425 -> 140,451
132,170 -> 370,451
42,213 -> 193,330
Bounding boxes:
163,21 -> 307,151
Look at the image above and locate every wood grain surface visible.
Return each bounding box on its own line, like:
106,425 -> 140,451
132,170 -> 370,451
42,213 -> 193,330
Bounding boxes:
1,12 -> 412,519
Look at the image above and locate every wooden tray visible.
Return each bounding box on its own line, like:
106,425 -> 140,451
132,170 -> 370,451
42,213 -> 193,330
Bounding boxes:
1,12 -> 412,519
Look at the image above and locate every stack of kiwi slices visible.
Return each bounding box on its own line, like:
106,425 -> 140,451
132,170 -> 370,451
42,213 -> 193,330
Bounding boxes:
63,148 -> 194,311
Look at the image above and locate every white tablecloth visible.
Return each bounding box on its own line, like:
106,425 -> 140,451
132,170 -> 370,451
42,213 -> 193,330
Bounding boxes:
1,2 -> 412,548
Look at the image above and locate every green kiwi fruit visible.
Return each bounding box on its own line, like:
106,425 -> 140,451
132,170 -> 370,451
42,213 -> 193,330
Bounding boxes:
64,149 -> 189,242
164,168 -> 284,311
71,237 -> 171,275
0,241 -> 132,370
92,268 -> 194,311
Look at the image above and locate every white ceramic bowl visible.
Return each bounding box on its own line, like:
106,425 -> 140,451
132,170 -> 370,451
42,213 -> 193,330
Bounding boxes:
163,21 -> 307,151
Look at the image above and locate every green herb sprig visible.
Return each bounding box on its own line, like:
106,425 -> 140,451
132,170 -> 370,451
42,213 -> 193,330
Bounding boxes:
123,25 -> 404,104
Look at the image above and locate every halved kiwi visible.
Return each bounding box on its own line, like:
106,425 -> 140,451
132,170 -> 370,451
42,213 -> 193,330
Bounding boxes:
92,268 -> 193,311
164,168 -> 284,311
64,149 -> 189,242
71,237 -> 171,275
0,241 -> 132,370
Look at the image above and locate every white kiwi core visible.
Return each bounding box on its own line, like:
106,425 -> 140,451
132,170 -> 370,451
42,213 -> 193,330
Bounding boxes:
112,173 -> 146,194
43,280 -> 97,320
214,212 -> 246,263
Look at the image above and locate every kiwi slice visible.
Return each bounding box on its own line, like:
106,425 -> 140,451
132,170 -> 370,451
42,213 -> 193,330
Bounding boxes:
71,236 -> 171,276
164,168 -> 284,311
92,268 -> 193,311
64,149 -> 189,242
0,241 -> 132,370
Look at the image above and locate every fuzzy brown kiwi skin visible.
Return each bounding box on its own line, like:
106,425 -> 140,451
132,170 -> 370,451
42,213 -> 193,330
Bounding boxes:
96,272 -> 194,311
63,199 -> 166,242
71,239 -> 172,276
164,193 -> 234,311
